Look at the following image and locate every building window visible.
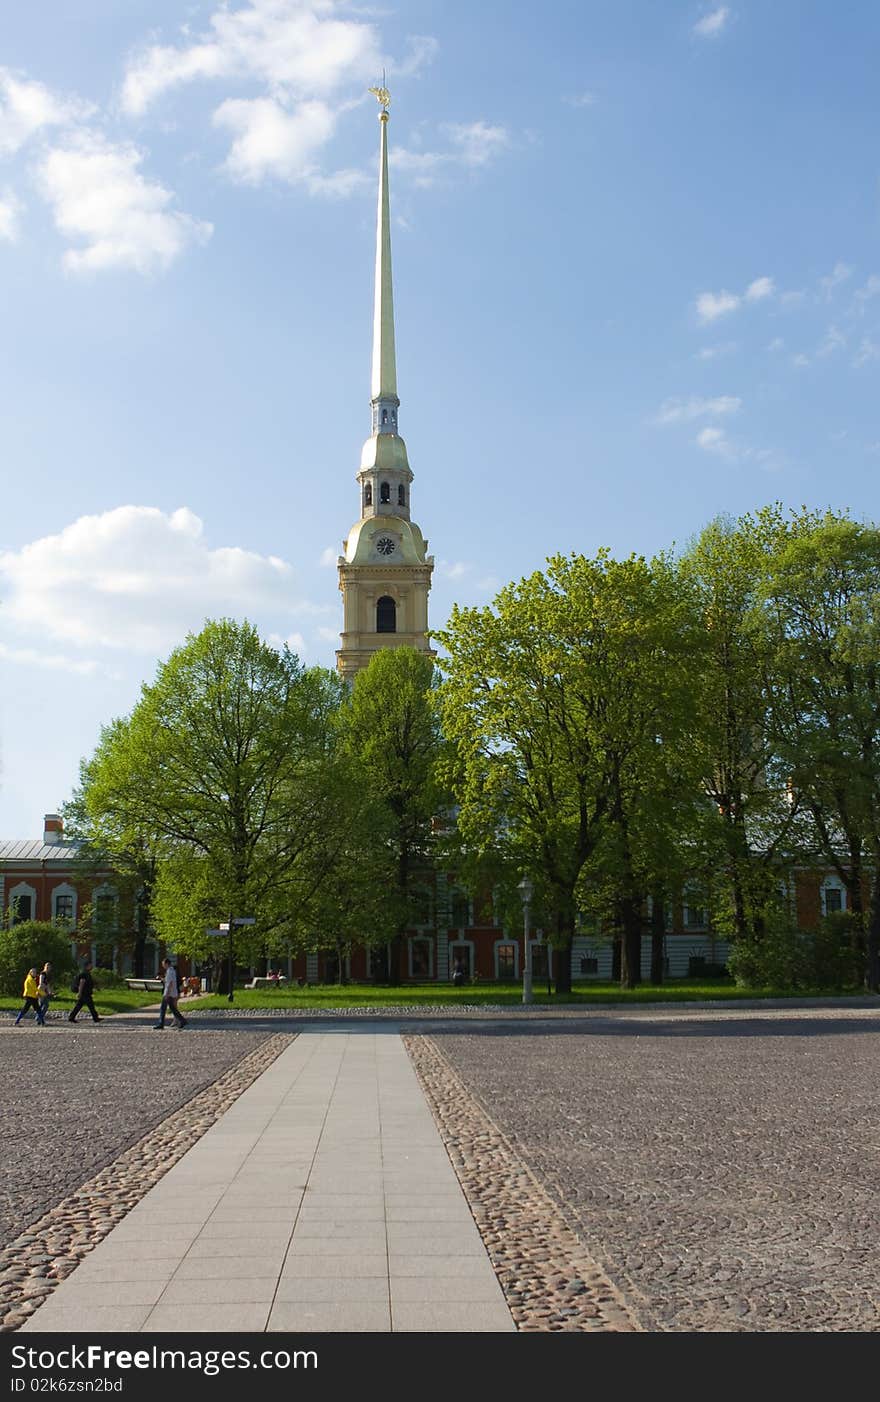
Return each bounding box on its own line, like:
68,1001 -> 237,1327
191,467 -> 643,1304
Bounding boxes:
364,483 -> 372,506
409,938 -> 432,978
449,942 -> 473,977
376,596 -> 396,633
53,888 -> 76,926
381,409 -> 388,424
369,945 -> 390,981
8,886 -> 34,930
380,481 -> 390,503
495,943 -> 517,979
411,888 -> 433,927
450,891 -> 470,928
580,955 -> 599,975
821,879 -> 846,916
398,484 -> 405,506
683,892 -> 707,930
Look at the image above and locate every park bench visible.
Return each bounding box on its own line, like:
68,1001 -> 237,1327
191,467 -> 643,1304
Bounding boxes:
124,977 -> 164,992
244,975 -> 288,989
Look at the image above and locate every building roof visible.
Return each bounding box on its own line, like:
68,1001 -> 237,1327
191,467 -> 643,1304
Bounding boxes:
0,840 -> 82,862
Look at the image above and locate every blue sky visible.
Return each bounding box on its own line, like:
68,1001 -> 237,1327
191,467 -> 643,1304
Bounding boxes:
1,1 -> 879,837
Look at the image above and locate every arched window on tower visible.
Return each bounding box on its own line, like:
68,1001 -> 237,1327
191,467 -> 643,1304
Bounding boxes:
364,483 -> 372,507
381,409 -> 388,425
380,482 -> 390,503
398,484 -> 405,506
376,596 -> 396,633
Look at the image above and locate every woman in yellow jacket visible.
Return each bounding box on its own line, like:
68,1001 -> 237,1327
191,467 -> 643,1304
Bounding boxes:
14,968 -> 45,1026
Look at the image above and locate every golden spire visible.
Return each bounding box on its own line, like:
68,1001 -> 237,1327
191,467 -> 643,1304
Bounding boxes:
369,81 -> 397,410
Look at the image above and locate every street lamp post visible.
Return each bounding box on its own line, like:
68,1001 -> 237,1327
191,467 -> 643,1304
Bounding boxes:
207,916 -> 255,1003
518,876 -> 533,1006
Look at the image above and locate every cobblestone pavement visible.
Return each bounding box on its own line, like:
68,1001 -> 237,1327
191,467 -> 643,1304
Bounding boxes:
0,1028 -> 275,1247
426,1010 -> 880,1331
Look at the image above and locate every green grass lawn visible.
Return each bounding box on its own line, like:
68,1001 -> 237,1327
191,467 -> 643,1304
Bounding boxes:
191,978 -> 865,1010
0,989 -> 161,1016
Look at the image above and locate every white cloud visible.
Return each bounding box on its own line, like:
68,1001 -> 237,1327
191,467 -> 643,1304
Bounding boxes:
563,92 -> 597,108
392,122 -> 509,188
696,275 -> 774,323
853,274 -> 880,311
819,261 -> 852,299
213,95 -> 336,184
696,340 -> 737,360
656,395 -> 741,425
267,630 -> 306,654
696,425 -> 736,458
317,625 -> 339,642
0,641 -> 107,677
0,506 -> 309,654
0,67 -> 93,157
439,560 -> 470,579
853,336 -> 880,368
121,0 -> 382,116
816,324 -> 846,358
745,275 -> 774,302
395,35 -> 440,78
35,133 -> 213,274
792,353 -> 810,367
766,337 -> 785,352
0,189 -> 22,241
693,7 -> 731,38
696,289 -> 740,322
446,121 -> 509,168
319,546 -> 337,566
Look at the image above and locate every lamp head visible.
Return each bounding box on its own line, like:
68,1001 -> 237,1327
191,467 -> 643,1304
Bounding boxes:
518,876 -> 534,905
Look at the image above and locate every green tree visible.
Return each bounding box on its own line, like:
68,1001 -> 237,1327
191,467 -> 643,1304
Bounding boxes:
436,551 -> 702,992
63,742 -> 160,976
340,647 -> 444,983
0,920 -> 75,996
80,620 -> 347,982
680,515 -> 802,944
760,507 -> 880,990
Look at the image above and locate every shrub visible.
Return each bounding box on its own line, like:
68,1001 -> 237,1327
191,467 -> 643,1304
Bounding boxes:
90,967 -> 127,990
728,912 -> 863,991
728,924 -> 811,990
0,921 -> 76,996
811,912 -> 863,989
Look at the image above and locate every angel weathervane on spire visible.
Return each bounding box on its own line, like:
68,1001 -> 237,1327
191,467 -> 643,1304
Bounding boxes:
368,79 -> 391,112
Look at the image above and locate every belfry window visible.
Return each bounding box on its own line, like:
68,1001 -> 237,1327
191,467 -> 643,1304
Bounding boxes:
380,482 -> 390,503
364,483 -> 372,506
398,484 -> 405,506
376,596 -> 396,633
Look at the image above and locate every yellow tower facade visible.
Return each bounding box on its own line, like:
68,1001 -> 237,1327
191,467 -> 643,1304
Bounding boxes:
336,88 -> 434,682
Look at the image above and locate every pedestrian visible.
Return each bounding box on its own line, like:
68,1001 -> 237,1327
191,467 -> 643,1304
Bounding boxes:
68,962 -> 100,1024
14,968 -> 45,1026
452,957 -> 466,988
153,958 -> 188,1030
37,962 -> 54,1023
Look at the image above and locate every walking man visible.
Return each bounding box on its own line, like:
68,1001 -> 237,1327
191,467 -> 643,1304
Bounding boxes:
68,962 -> 100,1023
153,958 -> 188,1030
15,968 -> 45,1025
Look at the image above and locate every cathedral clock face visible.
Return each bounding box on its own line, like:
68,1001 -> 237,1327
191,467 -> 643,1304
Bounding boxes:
376,536 -> 396,556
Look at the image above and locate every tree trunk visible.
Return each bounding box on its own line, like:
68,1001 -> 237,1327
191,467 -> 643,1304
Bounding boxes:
611,936 -> 621,983
650,888 -> 665,985
619,896 -> 642,989
866,865 -> 880,994
554,909 -> 574,994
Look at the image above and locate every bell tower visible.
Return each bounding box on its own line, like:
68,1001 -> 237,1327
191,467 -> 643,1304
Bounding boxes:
336,86 -> 434,682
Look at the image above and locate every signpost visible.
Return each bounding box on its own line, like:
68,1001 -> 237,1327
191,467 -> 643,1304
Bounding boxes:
206,916 -> 255,1003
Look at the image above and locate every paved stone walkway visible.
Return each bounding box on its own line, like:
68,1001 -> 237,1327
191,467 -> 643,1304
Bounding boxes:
19,1028 -> 514,1334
